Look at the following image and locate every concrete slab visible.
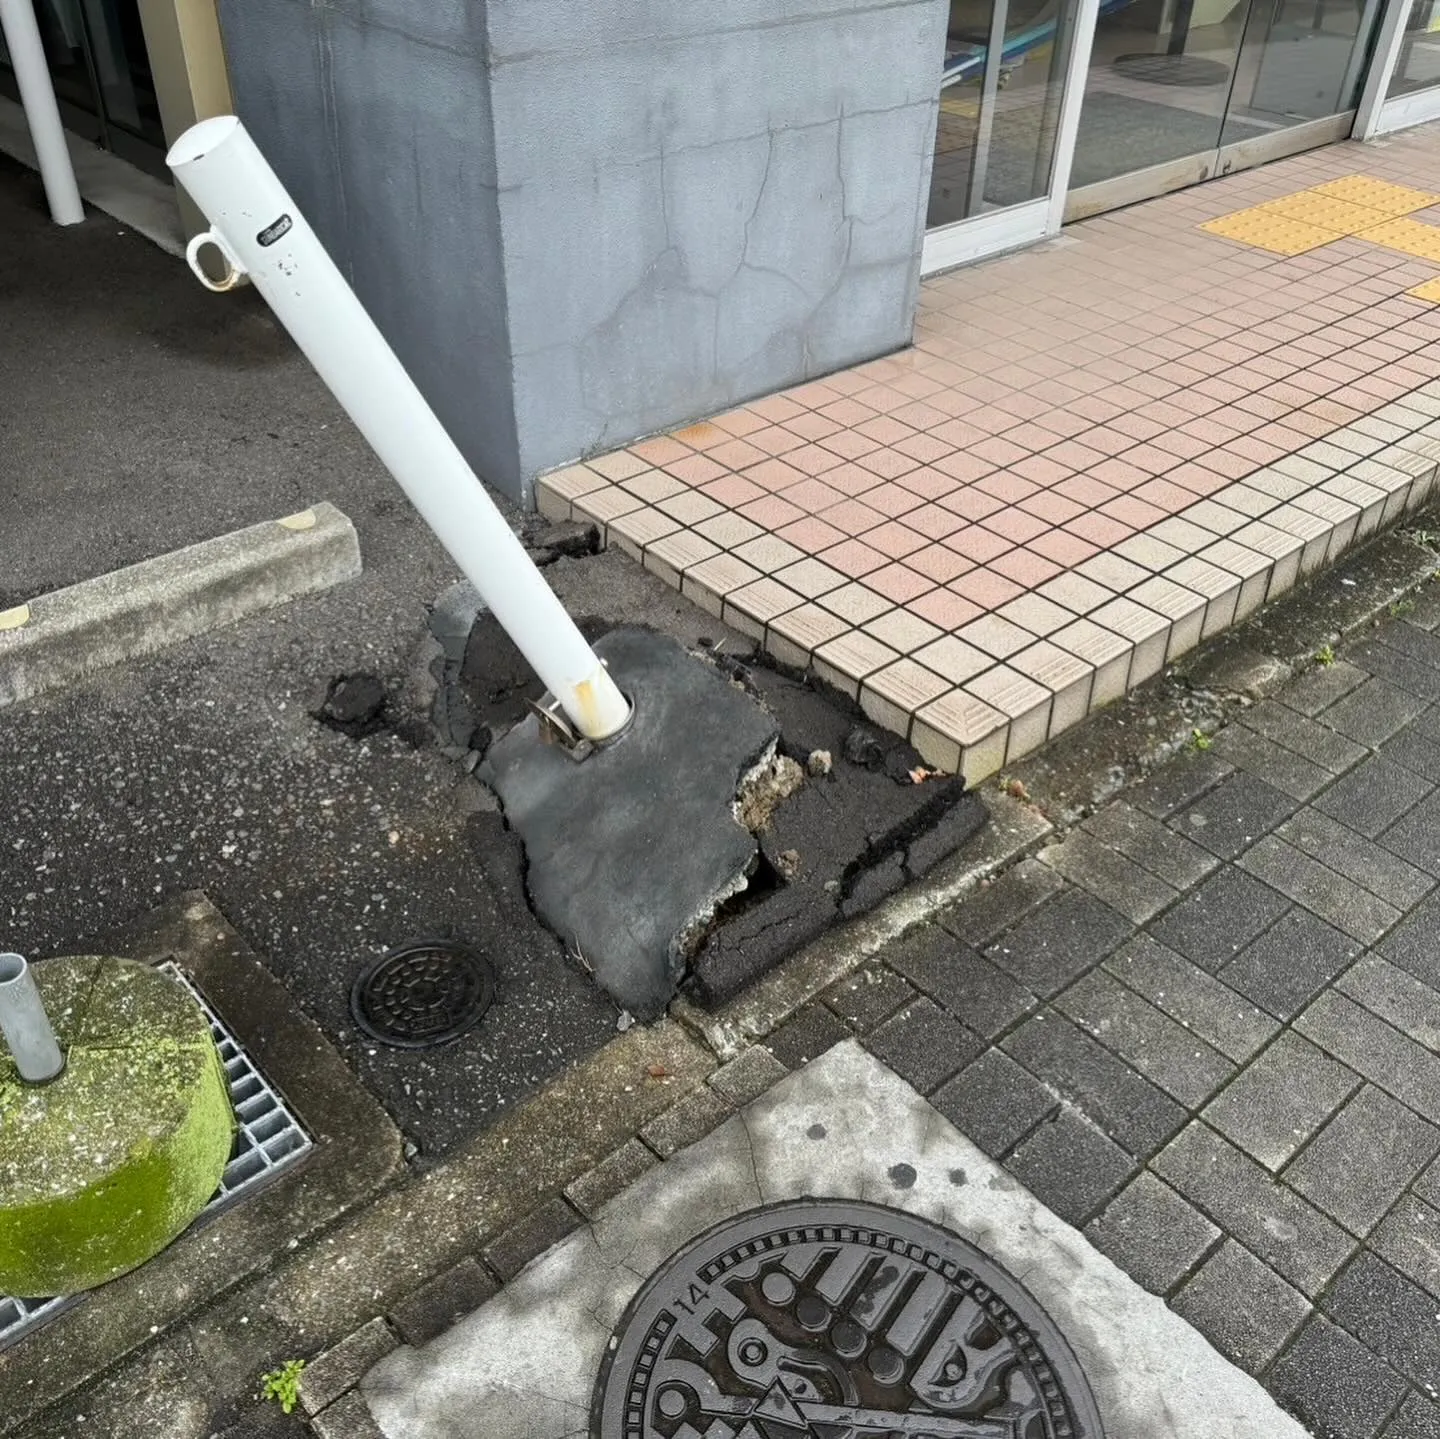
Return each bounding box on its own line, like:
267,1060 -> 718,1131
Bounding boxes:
360,1040 -> 1308,1439
0,503 -> 361,708
481,628 -> 778,1018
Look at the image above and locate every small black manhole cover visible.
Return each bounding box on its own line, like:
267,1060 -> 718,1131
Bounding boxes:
592,1199 -> 1103,1438
350,939 -> 496,1049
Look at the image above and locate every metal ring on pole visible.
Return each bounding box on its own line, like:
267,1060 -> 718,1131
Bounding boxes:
185,229 -> 248,292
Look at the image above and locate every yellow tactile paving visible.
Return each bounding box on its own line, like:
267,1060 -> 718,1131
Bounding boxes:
1358,215 -> 1440,262
1309,175 -> 1440,216
1407,276 -> 1440,303
1254,193 -> 1392,232
1199,210 -> 1341,256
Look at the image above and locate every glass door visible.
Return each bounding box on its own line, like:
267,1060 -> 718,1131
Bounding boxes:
0,0 -> 167,173
1064,0 -> 1384,218
924,0 -> 1092,270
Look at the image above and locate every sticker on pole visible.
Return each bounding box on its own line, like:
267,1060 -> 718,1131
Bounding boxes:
256,214 -> 293,247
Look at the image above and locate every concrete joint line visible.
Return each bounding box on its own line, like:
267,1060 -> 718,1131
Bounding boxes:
0,503 -> 362,708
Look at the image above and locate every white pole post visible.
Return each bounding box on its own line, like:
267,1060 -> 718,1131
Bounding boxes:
0,0 -> 84,225
166,116 -> 631,744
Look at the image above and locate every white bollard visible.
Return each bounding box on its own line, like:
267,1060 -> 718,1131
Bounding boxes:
166,116 -> 632,744
0,0 -> 84,225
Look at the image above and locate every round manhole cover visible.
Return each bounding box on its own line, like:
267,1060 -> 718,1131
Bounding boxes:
349,939 -> 496,1049
592,1199 -> 1103,1438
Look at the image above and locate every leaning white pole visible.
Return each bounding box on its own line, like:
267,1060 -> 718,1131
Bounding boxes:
0,0 -> 83,225
167,116 -> 631,743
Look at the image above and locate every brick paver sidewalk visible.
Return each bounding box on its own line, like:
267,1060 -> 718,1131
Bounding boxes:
760,599 -> 1440,1438
541,121 -> 1440,788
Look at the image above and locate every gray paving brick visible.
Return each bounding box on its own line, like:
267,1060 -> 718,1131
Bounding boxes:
1338,955 -> 1440,1056
1056,968 -> 1234,1108
1005,1106 -> 1137,1227
1080,801 -> 1219,892
1085,1171 -> 1220,1296
1171,1240 -> 1310,1376
1324,1251 -> 1440,1391
982,887 -> 1132,997
1203,1031 -> 1358,1171
1345,639 -> 1440,702
1285,1086 -> 1440,1237
936,857 -> 1065,946
885,924 -> 1036,1040
1282,658 -> 1370,717
1220,908 -> 1363,1021
1382,1392 -> 1440,1439
482,1196 -> 584,1282
1377,890 -> 1440,991
1209,722 -> 1335,801
1297,990 -> 1440,1119
1238,835 -> 1400,944
1152,1121 -> 1356,1297
1038,830 -> 1177,924
299,1317 -> 397,1417
389,1258 -> 499,1348
1372,1195 -> 1440,1302
1001,1009 -> 1187,1157
1381,724 -> 1440,784
1381,803 -> 1440,880
1277,807 -> 1435,910
821,964 -> 916,1032
709,1046 -> 787,1107
930,1048 -> 1058,1157
763,1003 -> 851,1070
866,997 -> 984,1095
1321,678 -> 1429,747
1105,934 -> 1278,1063
1378,616 -> 1440,663
563,1139 -> 659,1220
1240,702 -> 1370,775
1147,865 -> 1290,973
311,1391 -> 388,1439
1128,749 -> 1234,820
1269,1316 -> 1409,1439
1170,773 -> 1301,861
1314,756 -> 1435,839
641,1086 -> 733,1159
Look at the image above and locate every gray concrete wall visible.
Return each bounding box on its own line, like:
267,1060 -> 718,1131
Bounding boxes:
491,0 -> 947,492
218,0 -> 946,505
216,0 -> 523,496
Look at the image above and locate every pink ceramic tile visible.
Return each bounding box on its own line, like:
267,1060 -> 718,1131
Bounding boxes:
991,548 -> 1063,587
868,563 -> 936,604
980,508 -> 1051,545
894,432 -> 958,465
866,520 -> 930,560
632,435 -> 695,467
1020,491 -> 1086,525
1066,512 -> 1134,547
701,474 -> 766,508
1012,454 -> 1076,488
934,451 -> 999,485
821,538 -> 890,579
778,516 -> 848,553
709,437 -> 770,470
664,452 -> 729,487
743,458 -> 808,492
739,495 -> 807,529
911,588 -> 983,630
781,478 -> 848,513
818,429 -> 884,461
945,523 -> 1014,563
1029,528 -> 1100,566
822,498 -> 888,535
856,448 -> 923,481
784,443 -> 849,477
907,544 -> 975,584
950,567 -> 1025,608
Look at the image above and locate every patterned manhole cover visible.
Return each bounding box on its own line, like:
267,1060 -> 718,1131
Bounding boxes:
349,938 -> 496,1049
592,1199 -> 1103,1438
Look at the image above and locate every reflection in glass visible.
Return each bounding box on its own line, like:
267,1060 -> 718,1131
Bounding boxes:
0,0 -> 164,151
928,0 -> 1080,226
1069,0 -> 1379,191
1387,0 -> 1440,98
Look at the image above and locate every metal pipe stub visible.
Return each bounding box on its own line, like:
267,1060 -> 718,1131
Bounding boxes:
0,953 -> 64,1085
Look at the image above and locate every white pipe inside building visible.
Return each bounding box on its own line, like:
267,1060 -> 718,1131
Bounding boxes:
166,116 -> 631,744
0,0 -> 83,225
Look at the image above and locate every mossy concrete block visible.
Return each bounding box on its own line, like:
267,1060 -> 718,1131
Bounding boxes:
0,956 -> 235,1295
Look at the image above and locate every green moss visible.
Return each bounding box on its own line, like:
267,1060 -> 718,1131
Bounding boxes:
0,957 -> 235,1295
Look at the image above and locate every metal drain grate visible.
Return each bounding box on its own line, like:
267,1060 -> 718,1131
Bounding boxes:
0,962 -> 312,1352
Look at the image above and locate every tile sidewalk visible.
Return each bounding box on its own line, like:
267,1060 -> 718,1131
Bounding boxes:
540,121 -> 1440,783
763,602 -> 1440,1439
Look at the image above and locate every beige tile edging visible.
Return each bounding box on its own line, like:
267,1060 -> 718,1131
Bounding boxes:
541,387 -> 1440,784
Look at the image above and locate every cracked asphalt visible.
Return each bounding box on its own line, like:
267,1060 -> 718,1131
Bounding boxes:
0,162 -> 617,1160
